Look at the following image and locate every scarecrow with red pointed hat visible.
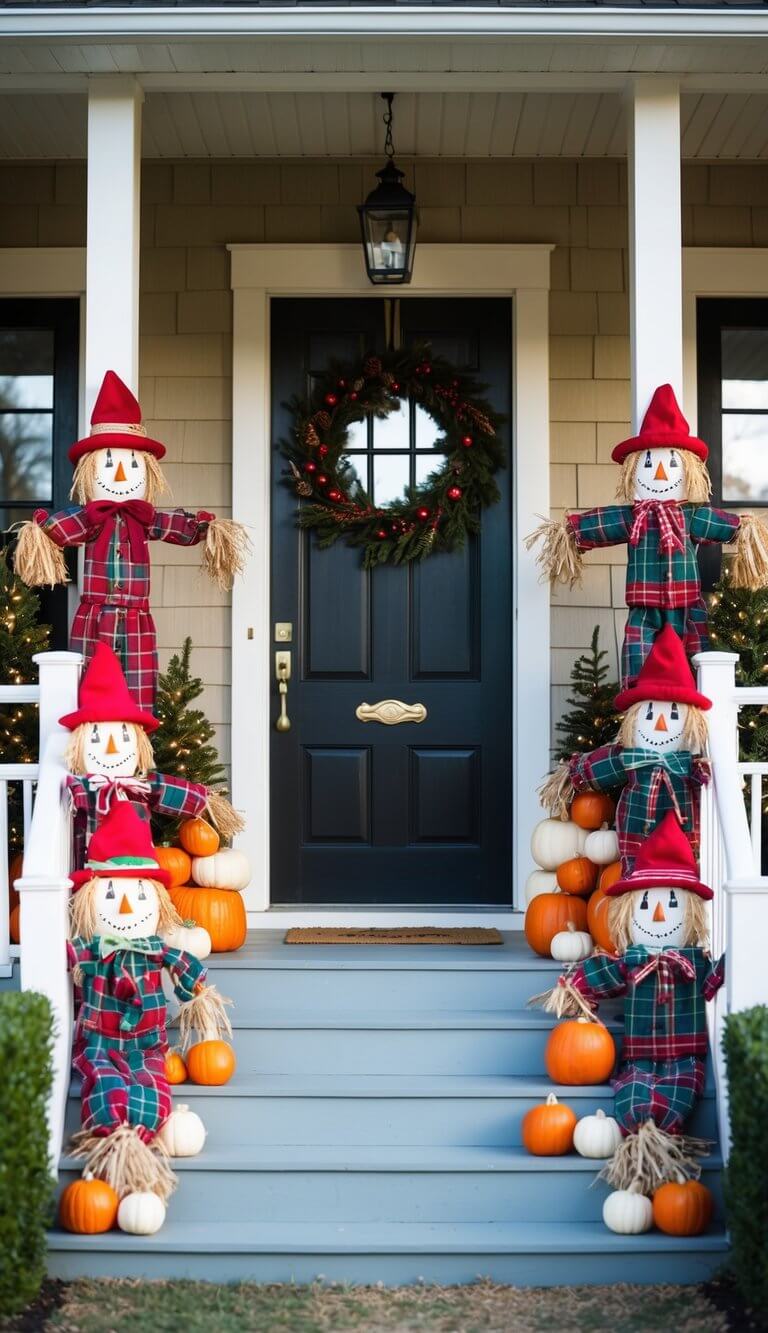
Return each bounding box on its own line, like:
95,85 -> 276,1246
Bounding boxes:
540,625 -> 712,872
62,642 -> 243,866
528,384 -> 768,685
14,371 -> 248,709
67,800 -> 232,1227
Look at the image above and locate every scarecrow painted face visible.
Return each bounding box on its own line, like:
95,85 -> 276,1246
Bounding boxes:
85,720 -> 140,777
90,446 -> 148,501
632,700 -> 688,753
92,875 -> 161,938
629,886 -> 688,950
632,447 -> 686,502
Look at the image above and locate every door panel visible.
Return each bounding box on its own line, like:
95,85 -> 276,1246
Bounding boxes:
271,297 -> 512,905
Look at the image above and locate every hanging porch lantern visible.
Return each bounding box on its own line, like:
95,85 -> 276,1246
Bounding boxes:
358,93 -> 417,286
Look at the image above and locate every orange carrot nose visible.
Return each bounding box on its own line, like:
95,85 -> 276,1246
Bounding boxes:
654,713 -> 668,732
653,901 -> 666,923
105,732 -> 119,755
118,893 -> 133,915
654,462 -> 668,482
114,460 -> 127,482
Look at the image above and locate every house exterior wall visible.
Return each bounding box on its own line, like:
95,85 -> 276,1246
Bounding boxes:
3,157 -> 768,761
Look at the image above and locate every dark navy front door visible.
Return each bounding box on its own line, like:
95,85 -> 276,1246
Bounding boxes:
271,297 -> 512,905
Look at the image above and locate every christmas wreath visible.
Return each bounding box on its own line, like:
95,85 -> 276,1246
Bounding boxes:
282,345 -> 506,567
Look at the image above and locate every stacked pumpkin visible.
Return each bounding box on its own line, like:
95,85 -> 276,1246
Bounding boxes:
154,817 -> 250,956
525,792 -> 620,962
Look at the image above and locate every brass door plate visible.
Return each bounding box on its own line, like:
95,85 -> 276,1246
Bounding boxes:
356,699 -> 427,725
275,622 -> 293,642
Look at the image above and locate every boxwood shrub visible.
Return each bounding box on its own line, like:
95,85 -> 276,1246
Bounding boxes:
0,991 -> 54,1317
723,1005 -> 768,1315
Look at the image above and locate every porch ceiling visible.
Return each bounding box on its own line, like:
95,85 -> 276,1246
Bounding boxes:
1,88 -> 768,158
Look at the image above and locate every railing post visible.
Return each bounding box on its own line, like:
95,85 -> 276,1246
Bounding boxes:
693,651 -> 754,879
33,651 -> 82,774
724,878 -> 768,1012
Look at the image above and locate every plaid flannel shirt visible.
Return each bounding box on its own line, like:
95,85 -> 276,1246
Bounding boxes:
568,503 -> 740,609
67,934 -> 205,1046
67,772 -> 208,849
570,945 -> 724,1062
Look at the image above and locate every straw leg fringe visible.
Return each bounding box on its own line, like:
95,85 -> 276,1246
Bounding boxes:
524,517 -> 583,588
730,513 -> 768,590
205,788 -> 246,840
202,519 -> 251,591
598,1120 -> 712,1194
177,984 -> 233,1052
538,763 -> 576,820
69,1124 -> 177,1202
13,520 -> 69,588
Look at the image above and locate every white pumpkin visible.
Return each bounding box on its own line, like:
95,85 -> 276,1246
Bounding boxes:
573,1108 -> 623,1159
117,1191 -> 166,1235
602,1187 -> 653,1235
162,920 -> 212,961
157,1103 -> 206,1158
525,870 -> 558,903
584,825 -> 619,867
192,847 -> 251,892
530,819 -> 586,872
550,921 -> 593,963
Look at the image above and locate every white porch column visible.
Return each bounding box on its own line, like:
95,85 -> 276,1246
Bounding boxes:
626,78 -> 683,428
86,77 -> 143,406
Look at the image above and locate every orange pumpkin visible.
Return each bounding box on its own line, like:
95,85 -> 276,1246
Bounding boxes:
186,1038 -> 236,1086
8,852 -> 22,911
154,845 -> 192,889
179,818 -> 220,858
9,904 -> 20,944
59,1174 -> 119,1234
556,857 -> 598,897
571,793 -> 615,831
524,892 -> 588,959
522,1092 -> 577,1156
545,1016 -> 616,1086
170,885 -> 247,953
587,883 -> 619,954
598,860 -> 621,893
165,1049 -> 188,1085
653,1179 -> 713,1236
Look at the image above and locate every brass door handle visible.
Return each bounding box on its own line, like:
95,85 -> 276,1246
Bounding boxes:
275,650 -> 291,732
356,700 -> 427,725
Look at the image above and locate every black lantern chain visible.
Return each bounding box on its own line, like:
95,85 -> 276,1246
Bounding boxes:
357,92 -> 418,286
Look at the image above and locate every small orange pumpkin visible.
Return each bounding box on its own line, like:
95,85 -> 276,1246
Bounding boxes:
154,845 -> 192,889
9,904 -> 20,944
8,851 -> 22,911
571,793 -> 615,831
179,818 -> 220,858
556,857 -> 598,897
587,882 -> 619,954
170,885 -> 247,953
653,1179 -> 713,1236
165,1049 -> 188,1085
522,1092 -> 577,1156
186,1039 -> 236,1086
524,892 -> 588,959
598,860 -> 621,893
59,1173 -> 119,1234
545,1016 -> 616,1086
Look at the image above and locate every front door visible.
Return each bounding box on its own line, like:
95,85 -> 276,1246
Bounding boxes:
271,297 -> 512,905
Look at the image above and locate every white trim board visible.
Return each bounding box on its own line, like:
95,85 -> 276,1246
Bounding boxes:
683,248 -> 768,434
229,242 -> 552,925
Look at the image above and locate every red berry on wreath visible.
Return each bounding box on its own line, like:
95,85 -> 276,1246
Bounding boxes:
447,485 -> 462,501
337,379 -> 347,389
461,434 -> 474,448
318,444 -> 329,457
416,507 -> 430,521
304,461 -> 318,473
376,528 -> 388,540
316,473 -> 328,487
327,489 -> 342,502
349,392 -> 358,401
391,381 -> 400,392
324,393 -> 338,408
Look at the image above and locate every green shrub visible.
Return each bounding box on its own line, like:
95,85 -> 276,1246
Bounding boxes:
0,991 -> 55,1317
723,1005 -> 768,1316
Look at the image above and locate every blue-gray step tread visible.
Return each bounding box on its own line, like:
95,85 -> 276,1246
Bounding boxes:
205,932 -> 547,970
216,1008 -> 622,1030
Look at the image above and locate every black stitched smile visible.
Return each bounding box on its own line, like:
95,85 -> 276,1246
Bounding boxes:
636,729 -> 682,750
632,919 -> 683,940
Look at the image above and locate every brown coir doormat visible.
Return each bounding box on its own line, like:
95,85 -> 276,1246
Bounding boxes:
284,927 -> 504,945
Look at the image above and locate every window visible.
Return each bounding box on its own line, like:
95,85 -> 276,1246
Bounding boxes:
697,299 -> 768,507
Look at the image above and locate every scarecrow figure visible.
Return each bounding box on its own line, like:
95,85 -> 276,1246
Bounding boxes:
540,625 -> 711,872
61,642 -> 243,866
534,812 -> 723,1215
67,800 -> 231,1229
14,370 -> 248,710
527,384 -> 768,685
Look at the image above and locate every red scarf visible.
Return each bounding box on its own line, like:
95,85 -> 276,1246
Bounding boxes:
629,500 -> 687,555
84,499 -> 155,565
631,949 -> 696,1004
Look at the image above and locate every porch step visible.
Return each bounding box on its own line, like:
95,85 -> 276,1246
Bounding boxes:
45,1219 -> 729,1286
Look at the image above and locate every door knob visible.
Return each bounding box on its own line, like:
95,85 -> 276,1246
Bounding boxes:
275,650 -> 291,732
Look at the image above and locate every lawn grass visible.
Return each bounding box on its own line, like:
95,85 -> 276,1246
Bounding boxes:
2,1278 -> 731,1333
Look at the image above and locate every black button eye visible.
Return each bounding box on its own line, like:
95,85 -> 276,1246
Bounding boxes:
669,890 -> 678,908
131,451 -> 138,469
105,449 -> 113,467
670,451 -> 679,469
91,724 -> 99,742
122,724 -> 130,742
138,880 -> 147,902
644,450 -> 652,468
645,703 -> 653,721
105,880 -> 115,900
671,703 -> 679,721
640,891 -> 649,911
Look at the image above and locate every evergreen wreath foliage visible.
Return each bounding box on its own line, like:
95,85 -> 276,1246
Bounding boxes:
555,625 -> 622,759
282,344 -> 505,568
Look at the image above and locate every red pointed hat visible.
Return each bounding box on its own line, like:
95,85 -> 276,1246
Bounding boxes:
606,810 -> 713,901
60,642 -> 159,733
614,624 -> 712,713
69,370 -> 166,464
70,799 -> 170,889
611,385 -> 708,465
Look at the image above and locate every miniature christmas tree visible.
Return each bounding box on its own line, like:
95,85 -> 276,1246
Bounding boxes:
709,577 -> 768,762
555,625 -> 621,760
151,637 -> 227,840
0,546 -> 51,853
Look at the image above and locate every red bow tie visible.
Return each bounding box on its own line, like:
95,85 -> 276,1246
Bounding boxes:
84,499 -> 155,565
629,500 -> 687,556
631,949 -> 696,1004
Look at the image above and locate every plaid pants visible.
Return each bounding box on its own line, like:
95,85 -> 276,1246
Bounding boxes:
612,1056 -> 706,1136
621,602 -> 709,688
70,602 -> 158,713
73,1035 -> 171,1143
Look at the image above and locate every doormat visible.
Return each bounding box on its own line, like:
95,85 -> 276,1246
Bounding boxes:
283,927 -> 504,946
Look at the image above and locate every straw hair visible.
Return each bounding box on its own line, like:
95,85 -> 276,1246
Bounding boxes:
607,889 -> 710,954
598,1120 -> 711,1193
524,516 -> 583,587
69,877 -> 182,939
538,763 -> 577,820
616,703 -> 708,754
70,450 -> 168,504
615,452 -> 711,504
204,789 -> 245,841
65,722 -> 155,776
13,519 -> 69,587
69,1124 -> 177,1202
730,513 -> 768,590
201,518 -> 250,591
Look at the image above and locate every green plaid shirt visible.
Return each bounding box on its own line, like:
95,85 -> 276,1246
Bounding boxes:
68,934 -> 205,1045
